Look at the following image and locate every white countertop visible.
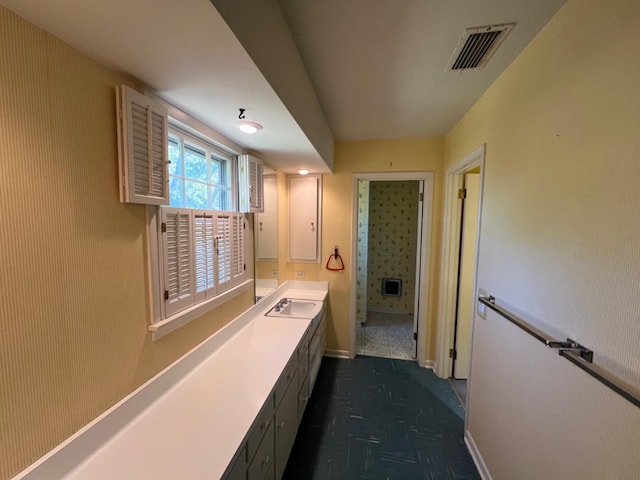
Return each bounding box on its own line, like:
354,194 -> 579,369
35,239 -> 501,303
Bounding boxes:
15,281 -> 328,480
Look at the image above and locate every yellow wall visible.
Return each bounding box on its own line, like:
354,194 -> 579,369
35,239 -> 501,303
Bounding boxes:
445,0 -> 640,477
313,138 -> 445,355
0,8 -> 254,479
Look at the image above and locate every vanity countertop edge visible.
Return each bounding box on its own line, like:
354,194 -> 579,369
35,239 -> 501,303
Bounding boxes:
14,280 -> 329,480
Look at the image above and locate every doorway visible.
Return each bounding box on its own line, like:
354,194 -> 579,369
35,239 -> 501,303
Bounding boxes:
436,145 -> 485,408
355,180 -> 420,360
350,172 -> 434,367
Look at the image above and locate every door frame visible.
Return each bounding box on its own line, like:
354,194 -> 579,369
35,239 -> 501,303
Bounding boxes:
349,172 -> 434,367
436,145 -> 486,378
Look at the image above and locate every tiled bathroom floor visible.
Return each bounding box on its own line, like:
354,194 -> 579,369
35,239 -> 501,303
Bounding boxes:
356,311 -> 416,360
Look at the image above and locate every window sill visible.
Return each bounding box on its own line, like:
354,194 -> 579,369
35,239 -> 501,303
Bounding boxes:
149,279 -> 254,340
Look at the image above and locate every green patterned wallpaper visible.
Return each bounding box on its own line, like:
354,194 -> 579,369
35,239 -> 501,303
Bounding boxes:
367,181 -> 419,313
356,180 -> 370,322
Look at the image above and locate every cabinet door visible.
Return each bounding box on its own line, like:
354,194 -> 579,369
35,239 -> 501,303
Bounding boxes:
288,175 -> 321,262
298,376 -> 309,424
275,380 -> 300,479
248,421 -> 275,480
256,175 -> 278,261
247,399 -> 275,464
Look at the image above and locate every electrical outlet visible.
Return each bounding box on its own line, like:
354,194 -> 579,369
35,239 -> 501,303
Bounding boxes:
295,271 -> 305,278
271,270 -> 279,277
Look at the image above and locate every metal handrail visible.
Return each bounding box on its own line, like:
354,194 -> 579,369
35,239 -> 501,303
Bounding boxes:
478,296 -> 640,408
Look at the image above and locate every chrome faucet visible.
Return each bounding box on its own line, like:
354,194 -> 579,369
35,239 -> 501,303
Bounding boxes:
274,298 -> 289,312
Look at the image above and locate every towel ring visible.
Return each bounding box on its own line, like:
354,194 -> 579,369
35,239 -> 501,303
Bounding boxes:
326,246 -> 345,272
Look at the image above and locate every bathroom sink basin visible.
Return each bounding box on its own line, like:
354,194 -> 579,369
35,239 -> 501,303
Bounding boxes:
266,298 -> 322,319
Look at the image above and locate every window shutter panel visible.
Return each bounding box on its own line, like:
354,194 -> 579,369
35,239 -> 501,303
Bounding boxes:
230,214 -> 246,286
238,155 -> 264,213
162,208 -> 194,316
193,213 -> 217,300
216,214 -> 232,290
249,161 -> 264,211
116,85 -> 169,205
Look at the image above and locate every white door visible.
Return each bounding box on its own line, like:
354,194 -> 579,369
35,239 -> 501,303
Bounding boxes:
453,173 -> 480,379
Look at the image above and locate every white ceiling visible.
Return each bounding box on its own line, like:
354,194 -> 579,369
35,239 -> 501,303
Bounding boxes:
278,0 -> 566,140
1,0 -> 566,172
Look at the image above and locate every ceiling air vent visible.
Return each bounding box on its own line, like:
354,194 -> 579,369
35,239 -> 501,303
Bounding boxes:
445,23 -> 515,71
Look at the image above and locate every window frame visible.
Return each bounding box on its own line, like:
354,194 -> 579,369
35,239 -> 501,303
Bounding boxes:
145,122 -> 253,340
168,127 -> 236,211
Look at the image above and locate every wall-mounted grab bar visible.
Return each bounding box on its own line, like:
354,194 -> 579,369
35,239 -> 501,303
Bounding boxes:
478,296 -> 640,409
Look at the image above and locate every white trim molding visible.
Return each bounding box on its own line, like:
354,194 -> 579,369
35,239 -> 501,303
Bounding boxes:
436,145 -> 486,379
149,280 -> 254,340
349,172 -> 434,367
464,430 -> 493,480
324,349 -> 350,359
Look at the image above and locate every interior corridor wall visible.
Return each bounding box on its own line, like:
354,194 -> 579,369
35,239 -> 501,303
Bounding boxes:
318,138 -> 444,358
444,0 -> 640,477
0,8 -> 254,479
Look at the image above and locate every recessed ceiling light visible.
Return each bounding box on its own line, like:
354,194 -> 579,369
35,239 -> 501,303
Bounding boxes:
238,121 -> 263,134
298,169 -> 310,175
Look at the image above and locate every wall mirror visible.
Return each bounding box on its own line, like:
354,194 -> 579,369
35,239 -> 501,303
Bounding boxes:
254,169 -> 279,301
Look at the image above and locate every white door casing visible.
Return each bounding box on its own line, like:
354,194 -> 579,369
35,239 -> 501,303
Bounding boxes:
349,172 -> 433,367
436,144 -> 485,380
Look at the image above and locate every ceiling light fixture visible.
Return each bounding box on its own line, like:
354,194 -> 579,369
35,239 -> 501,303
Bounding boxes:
238,121 -> 263,134
237,108 -> 263,134
298,169 -> 310,175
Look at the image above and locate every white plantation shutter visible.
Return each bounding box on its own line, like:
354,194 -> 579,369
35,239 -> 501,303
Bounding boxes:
249,161 -> 264,211
216,214 -> 232,290
116,85 -> 169,205
238,155 -> 264,213
193,213 -> 217,301
161,208 -> 194,316
230,214 -> 246,286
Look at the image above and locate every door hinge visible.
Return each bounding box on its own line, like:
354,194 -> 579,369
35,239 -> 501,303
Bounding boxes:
413,331 -> 418,340
458,188 -> 467,199
419,192 -> 424,202
449,348 -> 457,359
164,290 -> 169,300
161,222 -> 167,233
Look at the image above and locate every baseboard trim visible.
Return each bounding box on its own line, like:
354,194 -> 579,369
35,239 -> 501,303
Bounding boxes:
419,359 -> 436,371
324,349 -> 350,359
367,307 -> 411,315
464,430 -> 492,480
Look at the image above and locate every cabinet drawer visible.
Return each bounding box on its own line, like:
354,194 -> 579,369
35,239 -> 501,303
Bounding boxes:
298,357 -> 309,386
247,420 -> 275,480
247,398 -> 275,463
275,356 -> 298,407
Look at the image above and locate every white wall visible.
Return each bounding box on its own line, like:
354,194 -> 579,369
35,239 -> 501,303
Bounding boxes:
445,0 -> 640,477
